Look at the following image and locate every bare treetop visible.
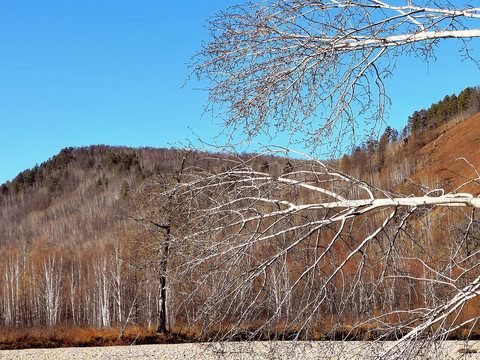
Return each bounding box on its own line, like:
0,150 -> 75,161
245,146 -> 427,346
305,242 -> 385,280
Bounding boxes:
193,1 -> 480,154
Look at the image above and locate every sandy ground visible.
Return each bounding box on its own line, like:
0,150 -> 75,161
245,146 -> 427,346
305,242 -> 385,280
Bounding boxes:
1,340 -> 480,359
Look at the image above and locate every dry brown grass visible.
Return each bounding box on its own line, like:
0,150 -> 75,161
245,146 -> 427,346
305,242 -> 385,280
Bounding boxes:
1,322 -> 479,350
0,325 -> 193,350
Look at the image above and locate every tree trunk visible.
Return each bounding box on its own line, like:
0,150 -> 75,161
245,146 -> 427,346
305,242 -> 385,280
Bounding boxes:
157,226 -> 170,334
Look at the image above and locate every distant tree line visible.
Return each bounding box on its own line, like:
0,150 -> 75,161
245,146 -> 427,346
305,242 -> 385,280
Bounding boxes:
339,85 -> 480,187
408,86 -> 480,135
1,147 -> 143,197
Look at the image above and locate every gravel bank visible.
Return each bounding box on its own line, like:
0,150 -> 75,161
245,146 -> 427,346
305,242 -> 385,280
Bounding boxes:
1,341 -> 479,359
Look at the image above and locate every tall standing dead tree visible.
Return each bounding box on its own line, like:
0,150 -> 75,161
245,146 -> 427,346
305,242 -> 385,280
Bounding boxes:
131,152 -> 192,335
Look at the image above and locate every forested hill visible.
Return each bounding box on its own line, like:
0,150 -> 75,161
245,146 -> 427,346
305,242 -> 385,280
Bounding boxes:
337,86 -> 480,193
0,144 -> 291,333
1,110 -> 480,337
338,111 -> 480,196
3,104 -> 480,253
0,146 -> 192,250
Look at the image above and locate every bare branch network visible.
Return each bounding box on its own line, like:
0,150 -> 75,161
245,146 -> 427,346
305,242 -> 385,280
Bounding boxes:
193,1 -> 480,153
136,149 -> 480,358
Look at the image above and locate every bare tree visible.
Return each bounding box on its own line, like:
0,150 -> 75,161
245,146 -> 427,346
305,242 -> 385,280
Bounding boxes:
93,255 -> 111,329
137,148 -> 480,357
132,152 -> 192,334
193,1 -> 480,153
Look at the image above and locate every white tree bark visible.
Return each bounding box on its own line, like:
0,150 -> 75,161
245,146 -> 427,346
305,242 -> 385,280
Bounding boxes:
2,255 -> 21,326
109,242 -> 124,326
93,256 -> 111,329
41,254 -> 63,327
175,1 -> 480,355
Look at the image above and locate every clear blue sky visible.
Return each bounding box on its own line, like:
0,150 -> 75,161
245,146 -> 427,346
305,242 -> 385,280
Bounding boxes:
1,1 -> 479,185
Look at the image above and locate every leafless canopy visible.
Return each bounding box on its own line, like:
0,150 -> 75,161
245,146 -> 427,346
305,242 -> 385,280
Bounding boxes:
193,1 -> 480,153
137,148 -> 480,357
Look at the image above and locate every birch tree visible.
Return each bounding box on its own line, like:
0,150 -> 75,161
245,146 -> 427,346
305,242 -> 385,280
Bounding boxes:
193,0 -> 480,153
93,256 -> 111,329
110,242 -> 124,326
1,254 -> 21,326
38,253 -> 64,327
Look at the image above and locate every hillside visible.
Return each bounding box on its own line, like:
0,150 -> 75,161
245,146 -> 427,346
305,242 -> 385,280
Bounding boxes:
0,146 -> 199,339
338,113 -> 480,197
0,110 -> 480,345
0,146 -> 189,250
409,111 -> 480,194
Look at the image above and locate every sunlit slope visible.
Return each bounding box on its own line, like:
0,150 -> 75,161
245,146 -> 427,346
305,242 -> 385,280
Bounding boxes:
408,112 -> 480,195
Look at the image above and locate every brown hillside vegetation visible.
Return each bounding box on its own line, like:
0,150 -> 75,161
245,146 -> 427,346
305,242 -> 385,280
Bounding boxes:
409,112 -> 480,195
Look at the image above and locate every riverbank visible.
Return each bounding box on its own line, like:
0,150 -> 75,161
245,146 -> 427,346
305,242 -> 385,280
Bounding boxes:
0,340 -> 479,359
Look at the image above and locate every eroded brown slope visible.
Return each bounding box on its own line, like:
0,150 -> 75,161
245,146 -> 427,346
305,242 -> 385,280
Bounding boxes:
408,112 -> 480,195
